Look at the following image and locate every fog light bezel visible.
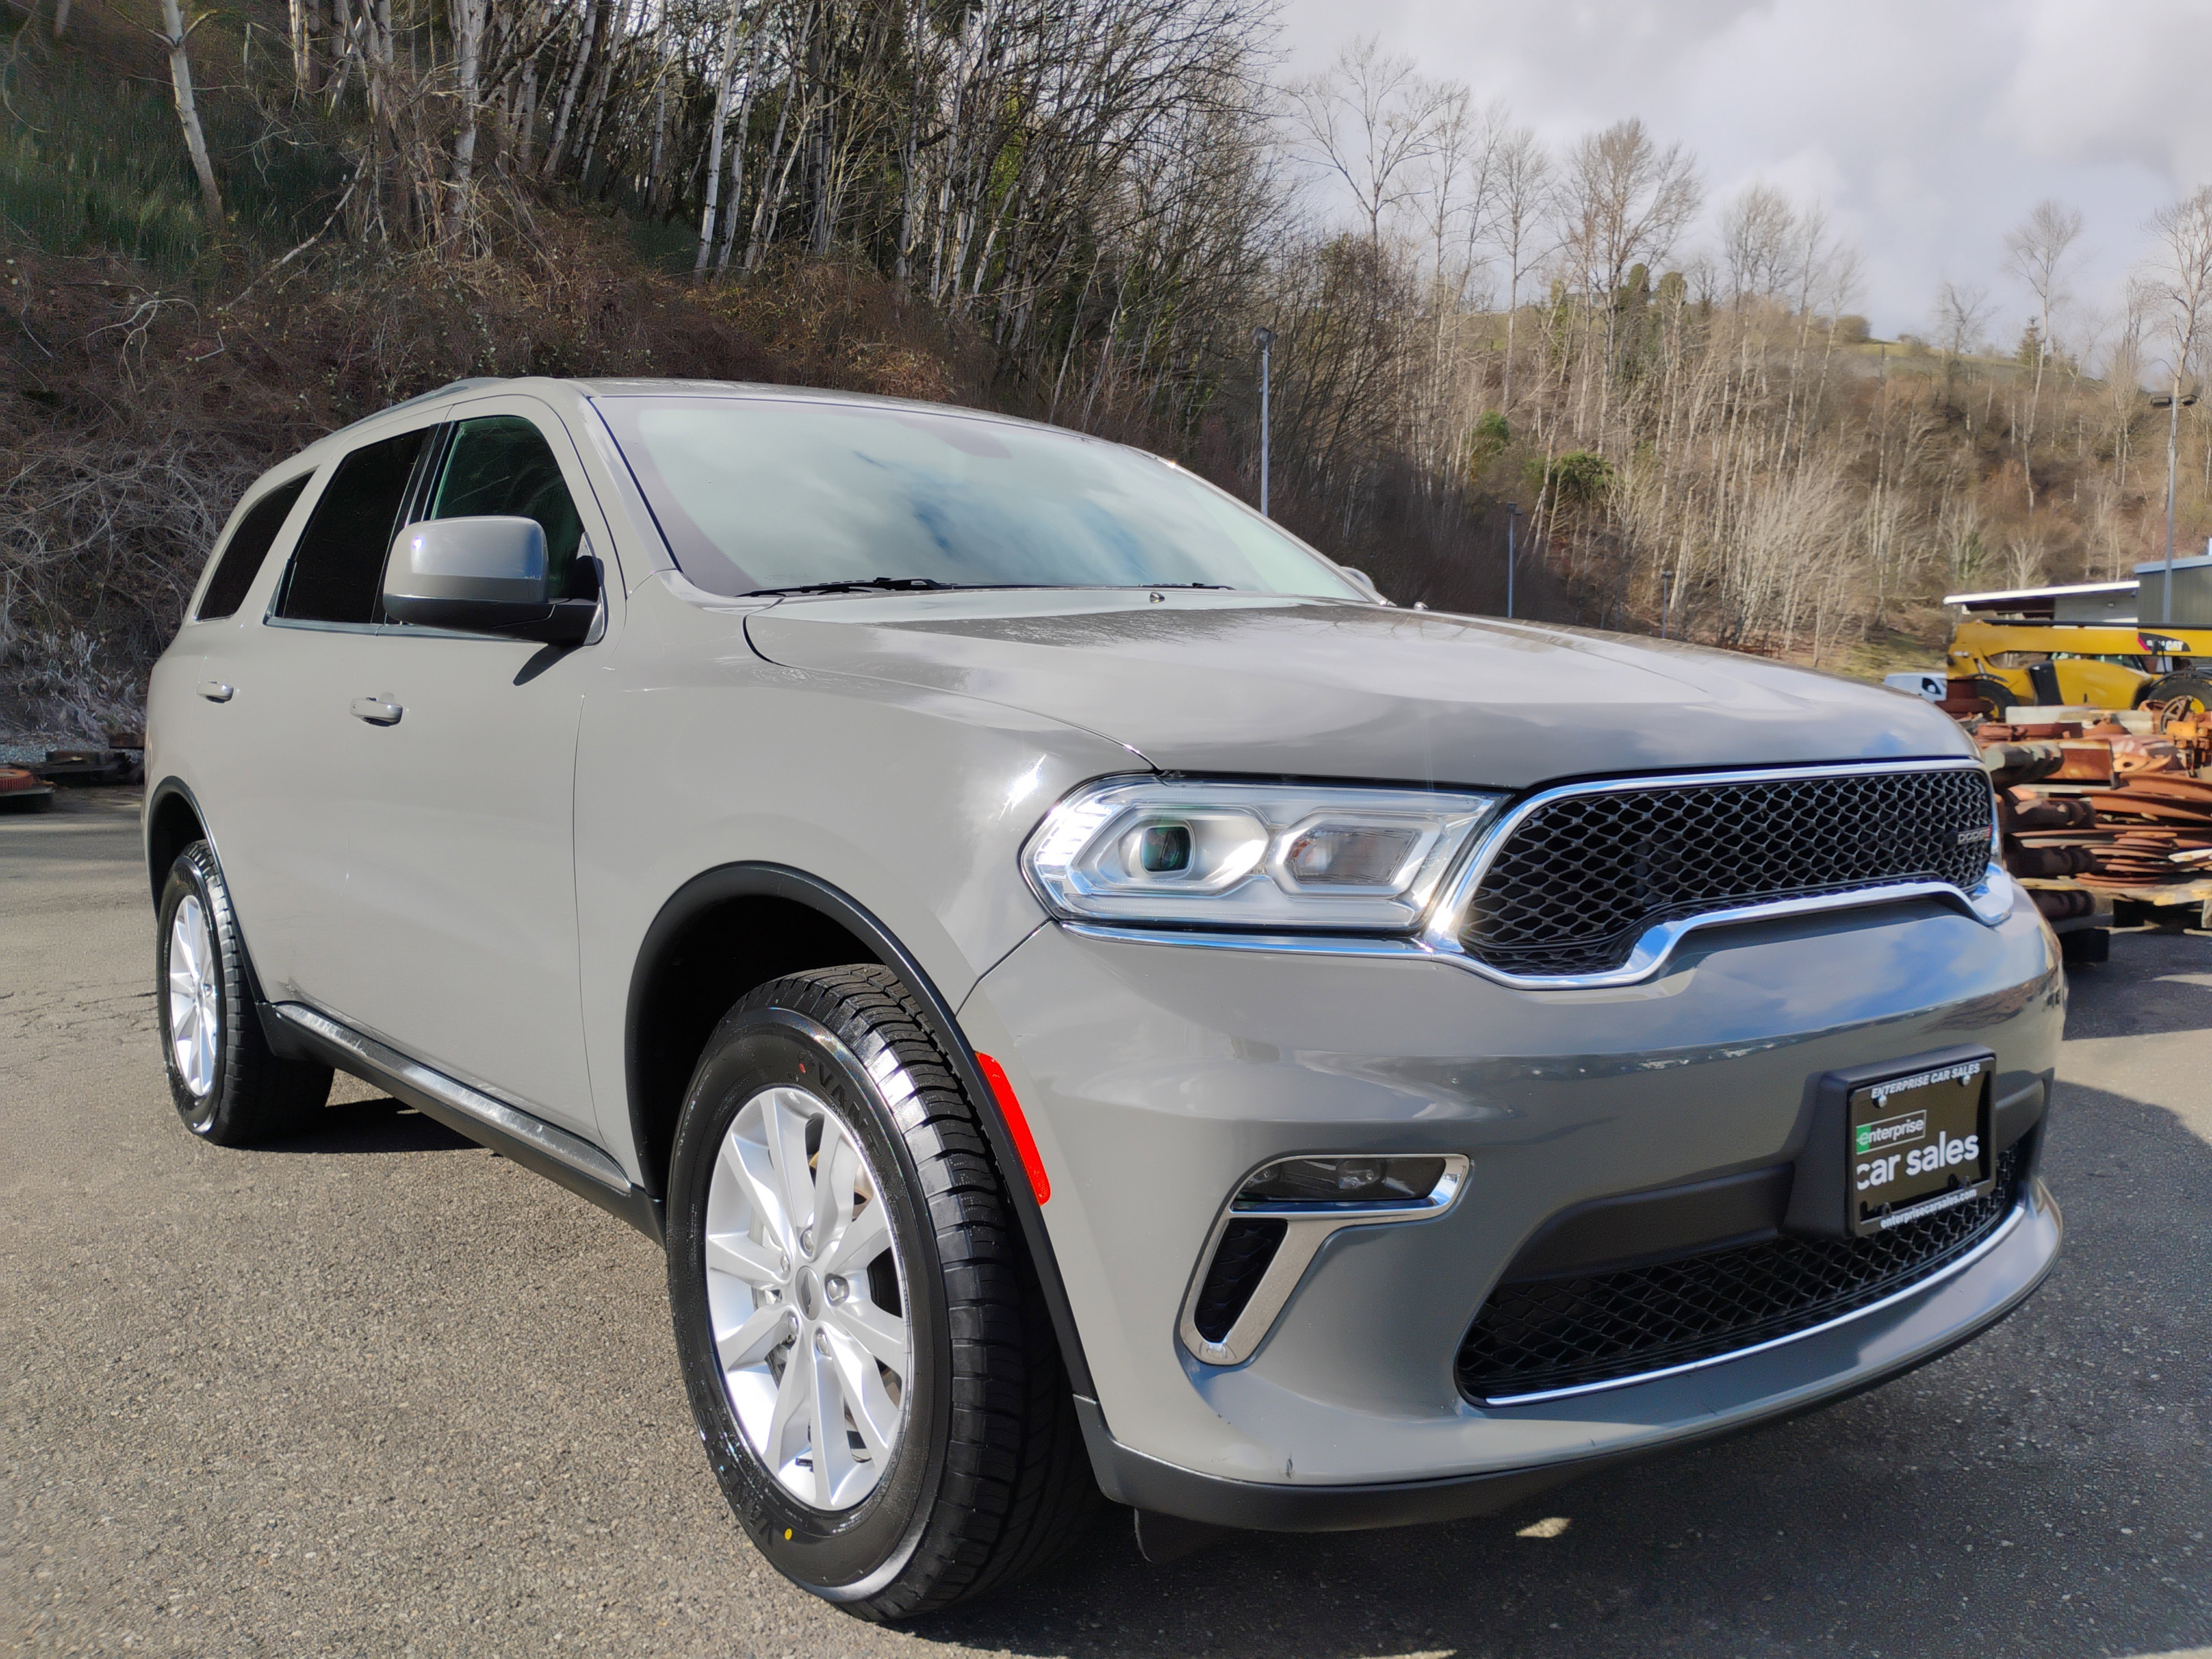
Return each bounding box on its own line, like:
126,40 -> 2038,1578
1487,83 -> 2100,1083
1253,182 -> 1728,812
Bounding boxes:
1178,1152 -> 1469,1366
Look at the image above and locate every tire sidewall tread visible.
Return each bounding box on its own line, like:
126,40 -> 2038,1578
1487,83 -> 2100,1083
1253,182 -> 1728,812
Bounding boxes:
155,841 -> 331,1146
663,964 -> 1102,1621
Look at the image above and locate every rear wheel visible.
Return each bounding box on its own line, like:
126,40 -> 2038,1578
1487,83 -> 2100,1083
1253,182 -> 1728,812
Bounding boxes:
2138,672 -> 2212,717
664,965 -> 1102,1619
156,841 -> 333,1144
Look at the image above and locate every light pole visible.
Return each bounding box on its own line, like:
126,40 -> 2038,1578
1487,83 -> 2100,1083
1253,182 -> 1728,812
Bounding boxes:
1254,326 -> 1275,517
2152,389 -> 2199,624
1505,502 -> 1524,619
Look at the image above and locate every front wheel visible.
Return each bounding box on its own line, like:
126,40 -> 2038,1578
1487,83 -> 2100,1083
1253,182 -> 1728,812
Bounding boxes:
664,965 -> 1101,1620
156,841 -> 332,1144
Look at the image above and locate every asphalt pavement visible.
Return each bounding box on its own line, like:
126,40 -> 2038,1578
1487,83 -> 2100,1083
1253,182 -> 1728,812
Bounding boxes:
3,786 -> 2207,1658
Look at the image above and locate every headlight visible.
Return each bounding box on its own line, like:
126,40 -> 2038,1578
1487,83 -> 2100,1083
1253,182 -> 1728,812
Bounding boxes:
1022,778 -> 1507,930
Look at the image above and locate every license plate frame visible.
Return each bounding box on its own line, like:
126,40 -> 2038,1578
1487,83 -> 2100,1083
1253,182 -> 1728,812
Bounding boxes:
1846,1055 -> 1993,1237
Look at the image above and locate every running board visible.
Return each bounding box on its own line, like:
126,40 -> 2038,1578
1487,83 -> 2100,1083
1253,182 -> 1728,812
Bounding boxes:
267,1002 -> 661,1242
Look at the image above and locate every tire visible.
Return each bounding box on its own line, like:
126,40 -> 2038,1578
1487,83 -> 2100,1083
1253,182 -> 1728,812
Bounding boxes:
2137,672 -> 2212,717
156,841 -> 333,1145
1960,674 -> 2020,717
664,965 -> 1103,1620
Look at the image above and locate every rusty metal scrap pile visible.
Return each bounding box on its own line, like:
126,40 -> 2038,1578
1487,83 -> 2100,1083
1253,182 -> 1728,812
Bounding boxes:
1975,709 -> 2212,913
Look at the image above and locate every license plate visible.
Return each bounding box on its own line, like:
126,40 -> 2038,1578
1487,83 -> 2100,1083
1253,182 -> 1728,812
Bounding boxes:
1847,1056 -> 1992,1237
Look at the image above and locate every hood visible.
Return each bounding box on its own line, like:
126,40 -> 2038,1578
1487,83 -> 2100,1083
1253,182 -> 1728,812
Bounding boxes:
743,591 -> 1973,790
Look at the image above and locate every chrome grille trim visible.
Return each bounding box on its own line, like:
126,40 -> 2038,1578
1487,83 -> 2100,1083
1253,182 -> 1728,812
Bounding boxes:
1417,759 -> 2008,988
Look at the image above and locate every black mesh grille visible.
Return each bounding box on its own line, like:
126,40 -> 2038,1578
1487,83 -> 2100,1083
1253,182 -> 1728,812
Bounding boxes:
1191,1218 -> 1286,1343
1456,1149 -> 2019,1402
1461,768 -> 1994,978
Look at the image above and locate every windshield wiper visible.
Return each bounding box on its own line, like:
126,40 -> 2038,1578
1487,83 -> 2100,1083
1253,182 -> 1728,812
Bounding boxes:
746,577 -> 963,596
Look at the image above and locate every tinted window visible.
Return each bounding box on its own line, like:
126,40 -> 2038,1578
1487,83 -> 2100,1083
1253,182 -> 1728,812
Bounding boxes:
593,397 -> 1363,601
273,428 -> 429,624
197,476 -> 308,620
424,415 -> 593,599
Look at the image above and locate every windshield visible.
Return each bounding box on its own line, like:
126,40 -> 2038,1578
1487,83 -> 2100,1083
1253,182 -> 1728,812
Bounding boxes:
593,396 -> 1365,601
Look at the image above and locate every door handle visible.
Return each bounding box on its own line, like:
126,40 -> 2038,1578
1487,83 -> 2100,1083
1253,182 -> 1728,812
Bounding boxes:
349,696 -> 404,727
197,680 -> 233,703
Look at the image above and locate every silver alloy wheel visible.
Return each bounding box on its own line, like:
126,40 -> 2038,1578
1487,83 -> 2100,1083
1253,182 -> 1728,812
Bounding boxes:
167,893 -> 220,1098
704,1085 -> 911,1511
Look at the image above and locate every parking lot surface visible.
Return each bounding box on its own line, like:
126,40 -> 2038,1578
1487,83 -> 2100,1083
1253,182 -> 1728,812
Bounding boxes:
3,787 -> 2208,1658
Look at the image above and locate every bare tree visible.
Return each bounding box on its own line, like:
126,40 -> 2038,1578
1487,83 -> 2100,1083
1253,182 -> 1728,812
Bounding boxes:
1285,37 -> 1451,257
2141,185 -> 2212,603
1412,84 -> 1503,305
1932,278 -> 1993,406
1558,118 -> 1700,299
1485,121 -> 1550,409
1719,182 -> 1797,305
2003,198 -> 2082,510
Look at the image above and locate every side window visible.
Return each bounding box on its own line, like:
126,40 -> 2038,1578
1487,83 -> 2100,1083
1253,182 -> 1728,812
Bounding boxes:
272,427 -> 431,624
424,415 -> 595,600
196,475 -> 308,621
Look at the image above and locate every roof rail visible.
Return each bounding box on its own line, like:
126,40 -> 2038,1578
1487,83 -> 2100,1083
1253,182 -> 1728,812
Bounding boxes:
325,377 -> 510,442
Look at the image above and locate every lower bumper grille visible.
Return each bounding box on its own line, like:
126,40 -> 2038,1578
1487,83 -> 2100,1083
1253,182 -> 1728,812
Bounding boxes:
1457,1147 -> 2021,1403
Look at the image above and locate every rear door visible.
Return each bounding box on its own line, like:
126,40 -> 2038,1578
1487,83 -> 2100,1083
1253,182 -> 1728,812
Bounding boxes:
302,396 -> 615,1135
197,422 -> 441,998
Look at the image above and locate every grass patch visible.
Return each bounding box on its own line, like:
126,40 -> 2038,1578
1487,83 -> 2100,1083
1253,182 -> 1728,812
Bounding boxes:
0,16 -> 351,276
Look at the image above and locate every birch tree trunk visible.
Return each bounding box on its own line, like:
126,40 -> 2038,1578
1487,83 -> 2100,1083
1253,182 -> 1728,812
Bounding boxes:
539,0 -> 597,182
157,0 -> 224,229
692,0 -> 745,275
713,74 -> 758,270
289,0 -> 312,95
447,0 -> 485,244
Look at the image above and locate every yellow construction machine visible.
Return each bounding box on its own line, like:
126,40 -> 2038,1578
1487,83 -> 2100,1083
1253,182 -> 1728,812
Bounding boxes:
1942,557 -> 2212,716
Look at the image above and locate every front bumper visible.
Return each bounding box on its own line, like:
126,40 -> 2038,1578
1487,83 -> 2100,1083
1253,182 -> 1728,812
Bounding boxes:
956,884 -> 2065,1524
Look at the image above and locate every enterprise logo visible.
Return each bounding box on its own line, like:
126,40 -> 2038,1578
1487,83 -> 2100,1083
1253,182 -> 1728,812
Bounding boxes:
1856,1109 -> 1927,1154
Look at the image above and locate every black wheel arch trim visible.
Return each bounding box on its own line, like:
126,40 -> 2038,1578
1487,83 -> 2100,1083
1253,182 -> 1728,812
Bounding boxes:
625,861 -> 1098,1402
145,774 -> 296,1058
144,775 -> 214,907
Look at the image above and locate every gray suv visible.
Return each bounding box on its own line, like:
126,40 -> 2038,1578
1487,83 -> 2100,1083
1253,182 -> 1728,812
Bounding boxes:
144,377 -> 2064,1618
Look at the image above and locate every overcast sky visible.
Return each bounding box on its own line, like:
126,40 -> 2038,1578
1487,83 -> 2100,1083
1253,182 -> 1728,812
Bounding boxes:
1275,0 -> 2212,354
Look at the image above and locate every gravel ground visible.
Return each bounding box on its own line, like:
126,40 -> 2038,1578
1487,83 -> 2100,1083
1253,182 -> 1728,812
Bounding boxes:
3,786 -> 2208,1658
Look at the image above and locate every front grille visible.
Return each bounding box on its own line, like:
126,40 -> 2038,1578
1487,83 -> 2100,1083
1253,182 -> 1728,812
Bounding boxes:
1460,768 -> 1994,978
1457,1148 -> 2020,1402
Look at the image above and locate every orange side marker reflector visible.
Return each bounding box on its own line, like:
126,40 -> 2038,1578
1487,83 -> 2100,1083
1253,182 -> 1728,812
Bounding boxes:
974,1053 -> 1051,1205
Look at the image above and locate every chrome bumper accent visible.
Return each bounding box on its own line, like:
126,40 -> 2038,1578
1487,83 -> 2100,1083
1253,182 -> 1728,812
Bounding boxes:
1179,1158 -> 1469,1366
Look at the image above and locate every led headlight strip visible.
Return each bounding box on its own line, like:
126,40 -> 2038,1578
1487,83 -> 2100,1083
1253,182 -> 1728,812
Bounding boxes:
1022,777 -> 1508,932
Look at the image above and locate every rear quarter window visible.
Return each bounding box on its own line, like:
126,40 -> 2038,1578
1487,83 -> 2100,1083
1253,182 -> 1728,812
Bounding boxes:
195,476 -> 309,621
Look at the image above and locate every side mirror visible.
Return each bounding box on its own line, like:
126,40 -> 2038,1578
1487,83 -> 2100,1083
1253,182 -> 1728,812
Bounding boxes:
382,517 -> 595,643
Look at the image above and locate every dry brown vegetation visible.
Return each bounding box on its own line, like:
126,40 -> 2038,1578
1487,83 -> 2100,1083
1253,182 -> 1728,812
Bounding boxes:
5,3 -> 2212,740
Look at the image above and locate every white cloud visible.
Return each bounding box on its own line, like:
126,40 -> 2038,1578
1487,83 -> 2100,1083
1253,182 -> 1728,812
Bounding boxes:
1276,0 -> 2212,345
